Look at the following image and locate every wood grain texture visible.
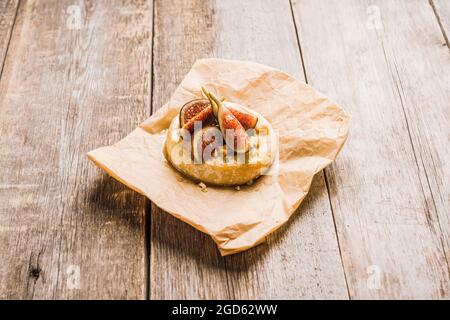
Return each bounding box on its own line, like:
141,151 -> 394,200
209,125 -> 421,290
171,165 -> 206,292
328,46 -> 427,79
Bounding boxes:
150,0 -> 231,300
0,0 -> 18,75
292,0 -> 450,299
150,0 -> 348,299
1,0 -> 448,300
214,0 -> 348,300
0,0 -> 152,299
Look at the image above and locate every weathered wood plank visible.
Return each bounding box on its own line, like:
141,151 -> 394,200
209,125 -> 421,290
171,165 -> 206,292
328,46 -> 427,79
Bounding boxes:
0,0 -> 152,299
0,0 -> 18,75
150,0 -> 348,299
215,0 -> 348,300
150,0 -> 231,300
292,0 -> 450,299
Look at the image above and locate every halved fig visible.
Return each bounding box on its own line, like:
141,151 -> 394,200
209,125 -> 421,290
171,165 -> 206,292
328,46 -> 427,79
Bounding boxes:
192,125 -> 223,162
228,105 -> 258,130
219,110 -> 250,154
179,99 -> 210,127
204,91 -> 249,154
182,106 -> 214,133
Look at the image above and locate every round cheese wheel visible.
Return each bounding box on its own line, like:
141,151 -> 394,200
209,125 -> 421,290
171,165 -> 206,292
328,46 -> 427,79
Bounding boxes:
164,102 -> 277,186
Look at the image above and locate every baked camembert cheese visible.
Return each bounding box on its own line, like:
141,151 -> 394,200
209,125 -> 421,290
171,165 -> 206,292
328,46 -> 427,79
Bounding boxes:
164,87 -> 277,186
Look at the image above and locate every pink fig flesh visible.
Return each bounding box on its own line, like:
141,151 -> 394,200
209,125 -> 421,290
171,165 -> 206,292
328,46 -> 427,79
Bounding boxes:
182,106 -> 214,133
179,99 -> 210,127
228,106 -> 258,130
218,104 -> 249,153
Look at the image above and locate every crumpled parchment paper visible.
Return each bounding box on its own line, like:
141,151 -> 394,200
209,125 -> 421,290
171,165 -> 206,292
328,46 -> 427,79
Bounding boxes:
88,58 -> 350,256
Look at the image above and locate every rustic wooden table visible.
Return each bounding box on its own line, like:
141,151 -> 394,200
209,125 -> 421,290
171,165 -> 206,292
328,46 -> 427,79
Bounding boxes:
0,0 -> 449,300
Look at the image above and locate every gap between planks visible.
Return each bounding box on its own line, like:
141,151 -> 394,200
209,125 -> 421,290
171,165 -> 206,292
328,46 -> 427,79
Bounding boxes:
0,0 -> 152,299
287,0 -> 352,298
291,0 -> 450,298
429,0 -> 450,49
148,0 -> 348,300
0,0 -> 20,79
145,0 -> 157,301
372,3 -> 450,275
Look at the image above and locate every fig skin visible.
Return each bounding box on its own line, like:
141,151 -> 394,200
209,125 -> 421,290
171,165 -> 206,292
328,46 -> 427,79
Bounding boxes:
179,99 -> 210,127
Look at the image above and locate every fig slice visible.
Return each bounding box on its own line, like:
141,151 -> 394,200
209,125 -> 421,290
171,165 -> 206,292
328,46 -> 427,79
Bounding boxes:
182,106 -> 214,133
192,125 -> 223,163
228,105 -> 258,130
203,89 -> 249,154
179,99 -> 210,127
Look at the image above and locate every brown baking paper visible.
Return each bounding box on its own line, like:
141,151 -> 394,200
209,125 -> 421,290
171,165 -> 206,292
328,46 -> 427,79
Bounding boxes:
88,58 -> 350,256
